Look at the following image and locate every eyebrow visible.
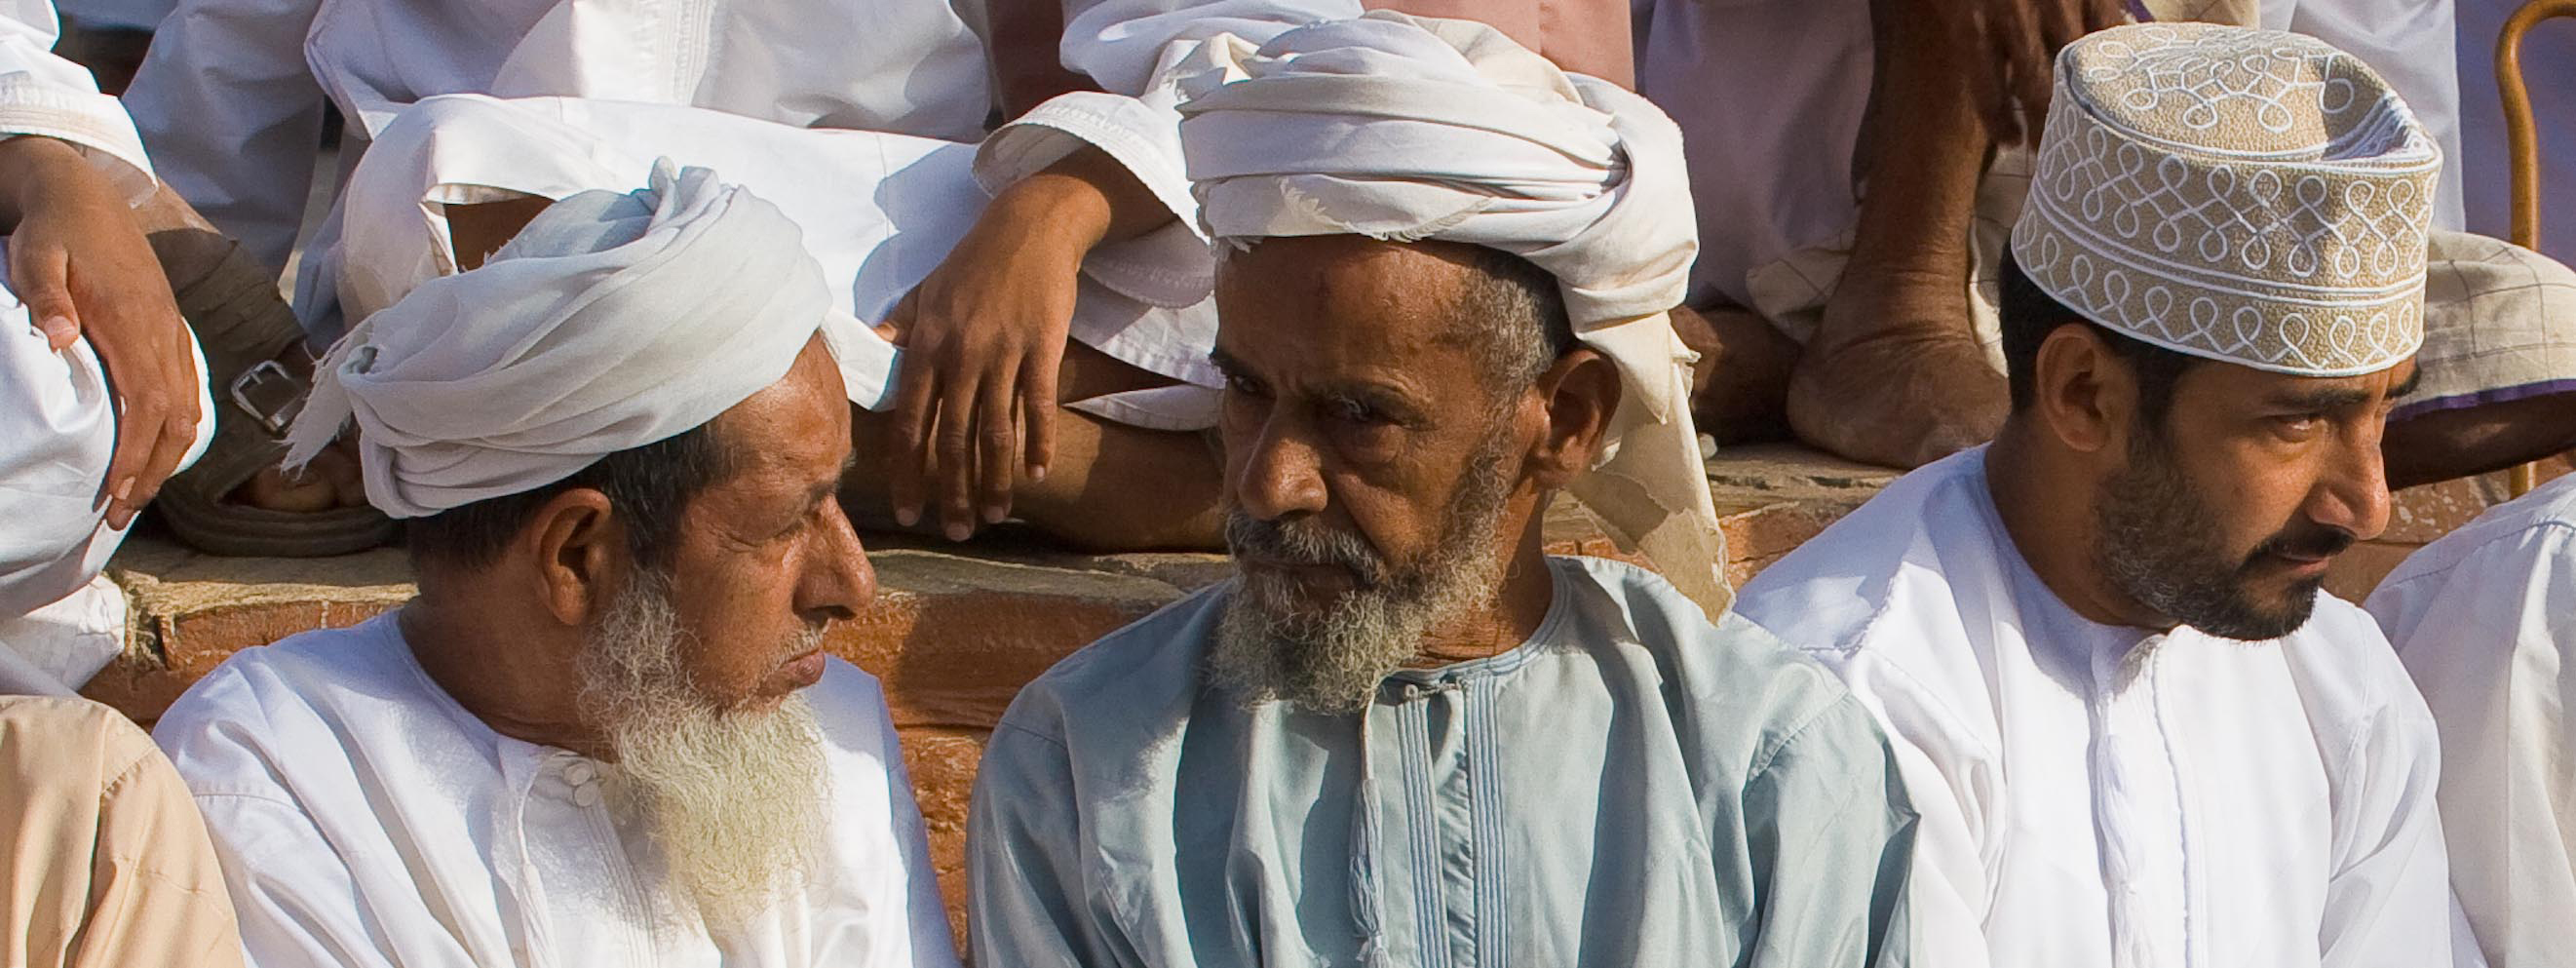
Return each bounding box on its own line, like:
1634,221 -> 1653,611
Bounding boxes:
2265,366 -> 2422,411
2389,366 -> 2423,400
811,453 -> 859,505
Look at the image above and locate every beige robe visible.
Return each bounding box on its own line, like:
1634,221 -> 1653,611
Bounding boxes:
0,696 -> 245,968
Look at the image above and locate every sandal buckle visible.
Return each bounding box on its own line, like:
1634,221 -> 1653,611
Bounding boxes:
228,359 -> 308,438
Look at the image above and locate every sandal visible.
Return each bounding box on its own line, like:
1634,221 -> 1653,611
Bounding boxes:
151,242 -> 397,557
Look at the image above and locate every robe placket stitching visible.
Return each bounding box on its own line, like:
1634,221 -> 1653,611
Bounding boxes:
1421,681 -> 1478,968
1351,705 -> 1391,967
1394,689 -> 1451,968
2086,638 -> 2149,968
2139,640 -> 2200,968
573,757 -> 660,968
1465,676 -> 1508,968
496,748 -> 550,968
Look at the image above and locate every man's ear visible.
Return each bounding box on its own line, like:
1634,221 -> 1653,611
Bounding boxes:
519,488 -> 625,628
1525,347 -> 1622,489
2031,326 -> 2131,455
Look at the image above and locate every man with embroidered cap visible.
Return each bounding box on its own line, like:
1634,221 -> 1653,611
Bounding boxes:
149,163 -> 957,968
1736,22 -> 2471,966
966,14 -> 1915,967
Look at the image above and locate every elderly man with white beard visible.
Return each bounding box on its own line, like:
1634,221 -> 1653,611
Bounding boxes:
148,163 -> 955,968
966,15 -> 1916,967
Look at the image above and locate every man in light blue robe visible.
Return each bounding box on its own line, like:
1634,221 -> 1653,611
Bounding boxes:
966,15 -> 1916,967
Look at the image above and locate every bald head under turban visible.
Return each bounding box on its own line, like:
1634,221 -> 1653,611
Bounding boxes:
1175,13 -> 1728,614
288,161 -> 850,519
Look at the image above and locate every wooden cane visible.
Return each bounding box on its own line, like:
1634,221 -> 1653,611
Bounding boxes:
2498,0 -> 2576,497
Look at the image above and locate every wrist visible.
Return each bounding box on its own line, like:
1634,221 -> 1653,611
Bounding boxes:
0,136 -> 99,225
989,166 -> 1120,253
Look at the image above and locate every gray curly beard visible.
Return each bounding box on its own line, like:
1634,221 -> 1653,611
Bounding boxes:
1209,435 -> 1516,714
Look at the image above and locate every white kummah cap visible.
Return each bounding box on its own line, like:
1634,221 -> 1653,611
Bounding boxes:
2012,22 -> 2441,376
287,161 -> 858,519
1173,12 -> 1730,615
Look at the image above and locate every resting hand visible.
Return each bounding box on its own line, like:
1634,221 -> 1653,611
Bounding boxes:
880,147 -> 1167,540
1937,0 -> 2132,143
0,136 -> 203,529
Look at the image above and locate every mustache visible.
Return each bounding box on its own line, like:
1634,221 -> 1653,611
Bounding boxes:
1223,510 -> 1387,588
2249,523 -> 2356,564
780,623 -> 827,661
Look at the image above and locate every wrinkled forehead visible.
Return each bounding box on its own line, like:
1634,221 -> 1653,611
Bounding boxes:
704,337 -> 851,484
1214,236 -> 1487,353
1213,239 -> 1504,404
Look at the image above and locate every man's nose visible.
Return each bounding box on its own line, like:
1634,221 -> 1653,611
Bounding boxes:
2307,423 -> 2394,543
799,498 -> 875,622
1230,417 -> 1328,522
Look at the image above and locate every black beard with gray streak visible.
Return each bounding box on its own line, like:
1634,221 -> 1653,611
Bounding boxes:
2094,432 -> 2351,641
1208,436 -> 1517,714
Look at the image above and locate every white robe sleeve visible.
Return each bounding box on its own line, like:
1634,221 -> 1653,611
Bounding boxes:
190,791 -> 423,968
1809,648 -> 2002,968
121,0 -> 327,268
2315,687 -> 2480,967
971,0 -> 1361,310
2369,522 -> 2576,968
0,0 -> 154,201
966,717 -> 1134,968
2266,0 -> 2465,229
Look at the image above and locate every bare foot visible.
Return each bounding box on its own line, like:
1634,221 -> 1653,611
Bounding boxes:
1788,279 -> 2009,468
1783,0 -> 2015,470
229,439 -> 368,512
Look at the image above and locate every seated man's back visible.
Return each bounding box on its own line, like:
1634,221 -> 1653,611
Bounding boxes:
1,695 -> 244,968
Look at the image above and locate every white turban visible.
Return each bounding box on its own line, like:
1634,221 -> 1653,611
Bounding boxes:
1175,12 -> 1729,615
288,162 -> 846,519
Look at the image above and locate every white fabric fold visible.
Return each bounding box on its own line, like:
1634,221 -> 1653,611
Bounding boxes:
1173,12 -> 1727,615
288,161 -> 836,519
0,0 -> 155,202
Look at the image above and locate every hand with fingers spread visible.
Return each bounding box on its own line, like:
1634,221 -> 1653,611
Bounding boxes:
0,136 -> 203,530
1931,0 -> 2133,143
879,146 -> 1170,540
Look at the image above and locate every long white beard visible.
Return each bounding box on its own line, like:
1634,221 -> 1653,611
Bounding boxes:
577,576 -> 828,935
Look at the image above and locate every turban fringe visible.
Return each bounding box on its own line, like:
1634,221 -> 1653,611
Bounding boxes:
1178,13 -> 1729,616
288,162 -> 834,519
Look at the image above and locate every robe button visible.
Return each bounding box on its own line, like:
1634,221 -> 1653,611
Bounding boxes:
564,760 -> 597,786
572,783 -> 603,808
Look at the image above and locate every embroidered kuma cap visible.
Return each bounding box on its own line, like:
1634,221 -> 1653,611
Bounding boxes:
2011,22 -> 2440,376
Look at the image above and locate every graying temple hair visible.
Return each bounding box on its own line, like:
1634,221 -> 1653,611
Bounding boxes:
1443,245 -> 1574,401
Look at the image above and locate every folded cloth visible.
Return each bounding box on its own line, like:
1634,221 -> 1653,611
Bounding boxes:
288,161 -> 843,519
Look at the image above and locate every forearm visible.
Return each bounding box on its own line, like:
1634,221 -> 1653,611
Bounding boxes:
0,135 -> 103,231
991,144 -> 1175,252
